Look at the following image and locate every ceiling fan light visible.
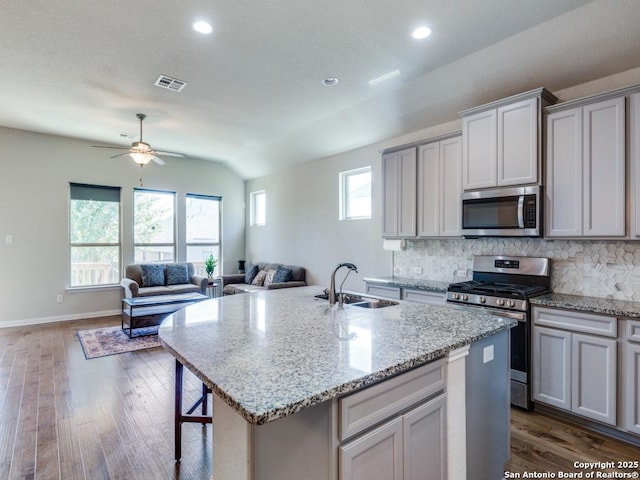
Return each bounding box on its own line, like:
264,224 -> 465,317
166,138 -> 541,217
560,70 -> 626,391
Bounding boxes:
130,152 -> 152,165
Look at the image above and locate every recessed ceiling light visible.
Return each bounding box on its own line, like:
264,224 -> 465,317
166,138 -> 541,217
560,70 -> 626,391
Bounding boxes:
193,21 -> 213,34
368,69 -> 400,86
322,77 -> 339,87
412,26 -> 432,40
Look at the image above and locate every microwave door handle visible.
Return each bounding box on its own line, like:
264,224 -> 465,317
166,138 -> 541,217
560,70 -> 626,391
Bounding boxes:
517,196 -> 525,228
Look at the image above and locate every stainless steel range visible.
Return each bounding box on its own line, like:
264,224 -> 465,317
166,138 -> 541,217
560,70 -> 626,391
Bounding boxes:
446,255 -> 550,409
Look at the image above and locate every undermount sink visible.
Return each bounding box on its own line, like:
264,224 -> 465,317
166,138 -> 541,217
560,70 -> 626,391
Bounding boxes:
314,293 -> 399,308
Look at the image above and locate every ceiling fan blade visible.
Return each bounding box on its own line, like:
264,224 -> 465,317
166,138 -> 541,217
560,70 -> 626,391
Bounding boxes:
110,152 -> 132,159
151,155 -> 166,165
92,145 -> 128,150
155,150 -> 186,158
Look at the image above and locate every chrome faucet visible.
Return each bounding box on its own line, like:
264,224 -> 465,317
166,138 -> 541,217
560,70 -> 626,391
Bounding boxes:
329,262 -> 358,306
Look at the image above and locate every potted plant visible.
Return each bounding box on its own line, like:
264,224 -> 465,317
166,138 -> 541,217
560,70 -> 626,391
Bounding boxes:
205,254 -> 217,279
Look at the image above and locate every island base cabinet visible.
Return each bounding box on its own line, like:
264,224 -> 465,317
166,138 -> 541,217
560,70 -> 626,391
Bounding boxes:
339,393 -> 447,480
339,417 -> 404,480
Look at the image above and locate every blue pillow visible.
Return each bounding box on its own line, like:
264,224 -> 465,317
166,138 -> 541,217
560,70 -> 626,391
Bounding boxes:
165,263 -> 189,285
244,264 -> 259,284
273,266 -> 293,283
140,264 -> 165,287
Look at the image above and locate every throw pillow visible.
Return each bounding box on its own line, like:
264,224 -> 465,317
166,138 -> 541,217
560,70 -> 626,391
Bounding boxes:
263,269 -> 277,287
244,264 -> 259,284
251,270 -> 267,286
273,266 -> 293,283
165,263 -> 189,285
140,264 -> 165,287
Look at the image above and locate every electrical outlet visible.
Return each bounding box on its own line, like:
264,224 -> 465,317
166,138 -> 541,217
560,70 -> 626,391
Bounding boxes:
412,266 -> 423,274
57,294 -> 63,303
455,269 -> 467,277
483,345 -> 494,364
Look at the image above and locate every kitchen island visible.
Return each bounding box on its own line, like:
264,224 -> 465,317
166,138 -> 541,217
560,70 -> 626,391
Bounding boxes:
158,286 -> 515,480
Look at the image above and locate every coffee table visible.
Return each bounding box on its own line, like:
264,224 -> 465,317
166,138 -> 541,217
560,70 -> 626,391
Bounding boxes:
121,292 -> 208,338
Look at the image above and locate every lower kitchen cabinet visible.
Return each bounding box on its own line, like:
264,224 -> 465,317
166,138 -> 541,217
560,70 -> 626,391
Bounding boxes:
532,307 -> 617,426
365,283 -> 402,300
402,288 -> 445,305
339,394 -> 446,480
626,320 -> 640,434
340,417 -> 404,480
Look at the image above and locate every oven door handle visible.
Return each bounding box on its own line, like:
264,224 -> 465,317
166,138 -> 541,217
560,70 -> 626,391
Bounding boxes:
517,195 -> 525,228
447,302 -> 526,322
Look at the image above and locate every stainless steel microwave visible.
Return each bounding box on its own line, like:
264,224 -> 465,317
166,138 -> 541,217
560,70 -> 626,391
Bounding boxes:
461,185 -> 542,237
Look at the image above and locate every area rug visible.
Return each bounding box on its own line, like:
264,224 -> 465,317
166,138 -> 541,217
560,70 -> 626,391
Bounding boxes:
77,325 -> 161,359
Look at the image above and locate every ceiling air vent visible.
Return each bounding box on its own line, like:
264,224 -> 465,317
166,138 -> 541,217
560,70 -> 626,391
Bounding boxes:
154,75 -> 188,92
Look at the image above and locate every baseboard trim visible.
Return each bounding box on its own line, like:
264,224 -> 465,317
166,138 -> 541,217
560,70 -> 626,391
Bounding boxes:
1,309 -> 121,328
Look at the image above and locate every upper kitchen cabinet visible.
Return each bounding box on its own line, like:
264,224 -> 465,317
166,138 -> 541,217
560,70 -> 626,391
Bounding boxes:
461,88 -> 557,190
417,135 -> 462,237
382,147 -> 417,238
631,92 -> 640,238
546,95 -> 625,238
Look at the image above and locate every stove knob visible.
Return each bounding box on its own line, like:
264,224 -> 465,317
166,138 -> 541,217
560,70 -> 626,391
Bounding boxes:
452,293 -> 460,300
496,299 -> 505,306
462,294 -> 468,301
479,296 -> 486,304
507,300 -> 515,308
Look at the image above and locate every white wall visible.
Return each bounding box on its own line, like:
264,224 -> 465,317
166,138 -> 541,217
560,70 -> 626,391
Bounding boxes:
0,126 -> 245,326
244,120 -> 460,292
244,66 -> 640,297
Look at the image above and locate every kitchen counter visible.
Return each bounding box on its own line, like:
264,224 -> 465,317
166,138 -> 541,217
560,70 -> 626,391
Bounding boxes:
363,275 -> 449,293
159,285 -> 513,424
159,285 -> 515,480
531,292 -> 640,319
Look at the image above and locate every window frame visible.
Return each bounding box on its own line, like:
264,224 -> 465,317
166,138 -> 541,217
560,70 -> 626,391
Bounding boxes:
250,190 -> 266,226
339,166 -> 372,220
133,188 -> 177,263
68,182 -> 122,288
185,193 -> 223,277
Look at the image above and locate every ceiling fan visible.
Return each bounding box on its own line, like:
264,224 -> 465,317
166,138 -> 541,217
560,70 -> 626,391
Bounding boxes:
92,113 -> 185,166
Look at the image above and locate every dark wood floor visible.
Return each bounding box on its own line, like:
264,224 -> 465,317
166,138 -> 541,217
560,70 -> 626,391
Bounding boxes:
0,316 -> 211,480
506,407 -> 640,476
1,316 -> 638,479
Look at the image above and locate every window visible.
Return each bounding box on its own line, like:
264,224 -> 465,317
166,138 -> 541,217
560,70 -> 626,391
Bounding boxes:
250,190 -> 266,226
186,194 -> 222,277
134,189 -> 175,262
340,166 -> 372,220
69,183 -> 121,287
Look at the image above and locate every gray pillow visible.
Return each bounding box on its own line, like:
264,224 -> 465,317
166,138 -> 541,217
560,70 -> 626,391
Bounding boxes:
244,264 -> 259,284
140,264 -> 165,287
273,266 -> 293,283
165,263 -> 189,285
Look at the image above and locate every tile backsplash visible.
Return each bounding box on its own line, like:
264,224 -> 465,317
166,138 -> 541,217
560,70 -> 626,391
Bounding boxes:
395,238 -> 640,301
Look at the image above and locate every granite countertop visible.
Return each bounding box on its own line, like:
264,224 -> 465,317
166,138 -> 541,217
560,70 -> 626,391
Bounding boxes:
158,286 -> 515,425
363,276 -> 450,293
531,293 -> 640,319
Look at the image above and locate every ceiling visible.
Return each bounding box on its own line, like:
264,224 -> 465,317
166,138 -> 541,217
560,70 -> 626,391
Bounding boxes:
1,0 -> 640,179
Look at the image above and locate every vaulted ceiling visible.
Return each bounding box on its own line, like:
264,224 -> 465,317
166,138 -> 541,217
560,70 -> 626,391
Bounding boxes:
1,0 -> 639,179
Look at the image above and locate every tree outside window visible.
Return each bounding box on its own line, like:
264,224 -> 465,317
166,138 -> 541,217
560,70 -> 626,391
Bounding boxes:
69,183 -> 121,287
134,189 -> 175,262
186,194 -> 222,277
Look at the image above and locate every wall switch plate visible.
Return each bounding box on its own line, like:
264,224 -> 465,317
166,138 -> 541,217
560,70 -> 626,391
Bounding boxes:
455,270 -> 467,277
412,266 -> 423,274
5,234 -> 13,244
483,345 -> 494,364
56,294 -> 63,303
